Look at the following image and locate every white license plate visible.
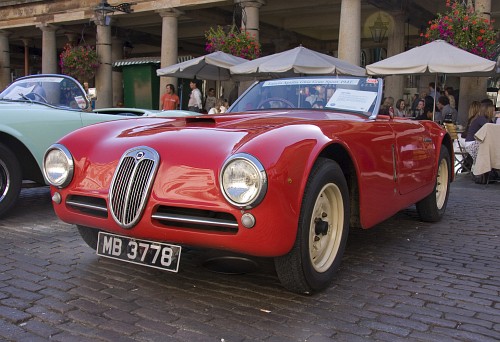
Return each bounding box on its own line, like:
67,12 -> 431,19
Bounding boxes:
96,232 -> 181,272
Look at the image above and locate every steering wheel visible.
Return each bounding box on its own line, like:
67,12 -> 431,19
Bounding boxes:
258,97 -> 295,109
26,92 -> 48,103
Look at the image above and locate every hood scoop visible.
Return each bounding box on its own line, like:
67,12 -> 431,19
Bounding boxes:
185,116 -> 217,127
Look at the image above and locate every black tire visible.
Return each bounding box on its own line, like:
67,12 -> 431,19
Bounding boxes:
416,147 -> 451,222
77,225 -> 100,250
0,143 -> 22,217
274,158 -> 350,294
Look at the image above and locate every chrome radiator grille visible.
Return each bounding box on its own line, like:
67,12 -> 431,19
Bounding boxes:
109,146 -> 160,228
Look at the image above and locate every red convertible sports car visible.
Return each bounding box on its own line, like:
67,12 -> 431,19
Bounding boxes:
44,76 -> 453,294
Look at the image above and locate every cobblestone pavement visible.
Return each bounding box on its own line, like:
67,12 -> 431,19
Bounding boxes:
1,173 -> 499,341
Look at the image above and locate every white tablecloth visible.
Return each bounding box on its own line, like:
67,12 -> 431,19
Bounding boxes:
473,123 -> 500,175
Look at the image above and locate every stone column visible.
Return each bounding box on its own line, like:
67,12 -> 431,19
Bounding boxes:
384,12 -> 405,102
458,0 -> 491,125
37,24 -> 58,74
0,30 -> 10,91
22,38 -> 31,76
95,21 -> 113,108
158,9 -> 181,109
112,36 -> 124,107
235,0 -> 265,42
338,0 -> 361,66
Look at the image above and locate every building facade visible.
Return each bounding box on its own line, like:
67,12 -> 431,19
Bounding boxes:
0,0 -> 498,113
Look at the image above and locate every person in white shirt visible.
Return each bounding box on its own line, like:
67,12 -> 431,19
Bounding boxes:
188,80 -> 202,112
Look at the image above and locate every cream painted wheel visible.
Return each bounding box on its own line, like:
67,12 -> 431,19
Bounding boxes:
417,147 -> 451,222
275,158 -> 349,294
309,183 -> 344,273
435,156 -> 449,210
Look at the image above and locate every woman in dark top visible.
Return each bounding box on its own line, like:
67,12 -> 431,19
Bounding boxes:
461,101 -> 481,139
464,102 -> 495,161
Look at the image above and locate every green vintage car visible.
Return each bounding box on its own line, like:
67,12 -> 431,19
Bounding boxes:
0,74 -> 196,217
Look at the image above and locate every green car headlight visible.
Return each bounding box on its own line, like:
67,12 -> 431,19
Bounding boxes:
43,144 -> 74,188
220,153 -> 267,209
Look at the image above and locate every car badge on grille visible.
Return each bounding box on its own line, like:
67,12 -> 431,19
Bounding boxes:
136,151 -> 145,160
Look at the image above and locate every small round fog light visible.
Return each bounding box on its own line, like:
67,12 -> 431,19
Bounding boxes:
241,213 -> 256,228
52,192 -> 62,204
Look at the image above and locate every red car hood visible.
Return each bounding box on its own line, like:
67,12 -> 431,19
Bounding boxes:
60,110 -> 360,199
61,110 -> 363,148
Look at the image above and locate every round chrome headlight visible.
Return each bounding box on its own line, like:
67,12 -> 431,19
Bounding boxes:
43,144 -> 74,188
220,153 -> 267,208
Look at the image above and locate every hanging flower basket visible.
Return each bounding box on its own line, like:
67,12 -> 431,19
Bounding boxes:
59,44 -> 100,83
422,0 -> 497,59
205,25 -> 261,60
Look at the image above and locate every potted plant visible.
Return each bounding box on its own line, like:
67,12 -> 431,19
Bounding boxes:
422,0 -> 497,59
205,25 -> 261,60
59,44 -> 100,84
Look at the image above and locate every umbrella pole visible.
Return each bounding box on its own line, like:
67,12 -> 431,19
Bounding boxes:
432,73 -> 437,122
179,82 -> 183,110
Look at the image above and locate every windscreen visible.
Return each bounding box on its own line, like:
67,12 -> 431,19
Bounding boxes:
228,76 -> 382,116
0,75 -> 89,110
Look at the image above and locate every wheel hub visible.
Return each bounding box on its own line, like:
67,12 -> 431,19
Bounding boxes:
314,217 -> 329,236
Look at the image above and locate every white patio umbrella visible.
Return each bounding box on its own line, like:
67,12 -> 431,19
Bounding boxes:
230,46 -> 366,77
156,51 -> 249,81
366,40 -> 496,76
366,40 -> 496,121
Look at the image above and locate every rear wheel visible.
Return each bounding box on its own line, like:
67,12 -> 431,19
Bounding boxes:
416,147 -> 451,222
274,158 -> 350,294
77,225 -> 100,250
0,144 -> 22,217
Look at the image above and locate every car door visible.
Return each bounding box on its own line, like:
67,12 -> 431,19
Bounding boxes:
390,119 -> 435,195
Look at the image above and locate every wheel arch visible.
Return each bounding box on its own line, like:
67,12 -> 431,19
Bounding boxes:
316,143 -> 361,229
440,132 -> 454,182
0,132 -> 45,184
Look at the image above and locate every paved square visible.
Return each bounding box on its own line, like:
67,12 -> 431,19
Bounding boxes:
1,174 -> 499,341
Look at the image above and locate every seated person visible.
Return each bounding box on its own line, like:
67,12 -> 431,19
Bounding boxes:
464,101 -> 495,162
312,100 -> 325,109
411,99 -> 425,119
305,88 -> 318,106
437,95 -> 458,124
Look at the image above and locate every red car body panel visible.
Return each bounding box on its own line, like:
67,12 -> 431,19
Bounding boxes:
50,109 -> 451,257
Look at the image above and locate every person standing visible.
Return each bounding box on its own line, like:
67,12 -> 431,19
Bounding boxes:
160,84 -> 180,111
188,80 -> 203,112
204,88 -> 216,112
428,82 -> 438,99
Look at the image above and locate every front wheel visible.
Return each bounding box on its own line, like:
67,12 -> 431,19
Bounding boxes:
0,144 -> 22,217
274,158 -> 350,294
416,147 -> 451,222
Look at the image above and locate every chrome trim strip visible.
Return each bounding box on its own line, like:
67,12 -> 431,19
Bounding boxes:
66,200 -> 108,213
152,213 -> 239,228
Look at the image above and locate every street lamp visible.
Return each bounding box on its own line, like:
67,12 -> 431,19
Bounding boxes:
369,13 -> 389,43
94,0 -> 133,26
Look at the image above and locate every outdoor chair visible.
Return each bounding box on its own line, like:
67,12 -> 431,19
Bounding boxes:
444,123 -> 472,175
